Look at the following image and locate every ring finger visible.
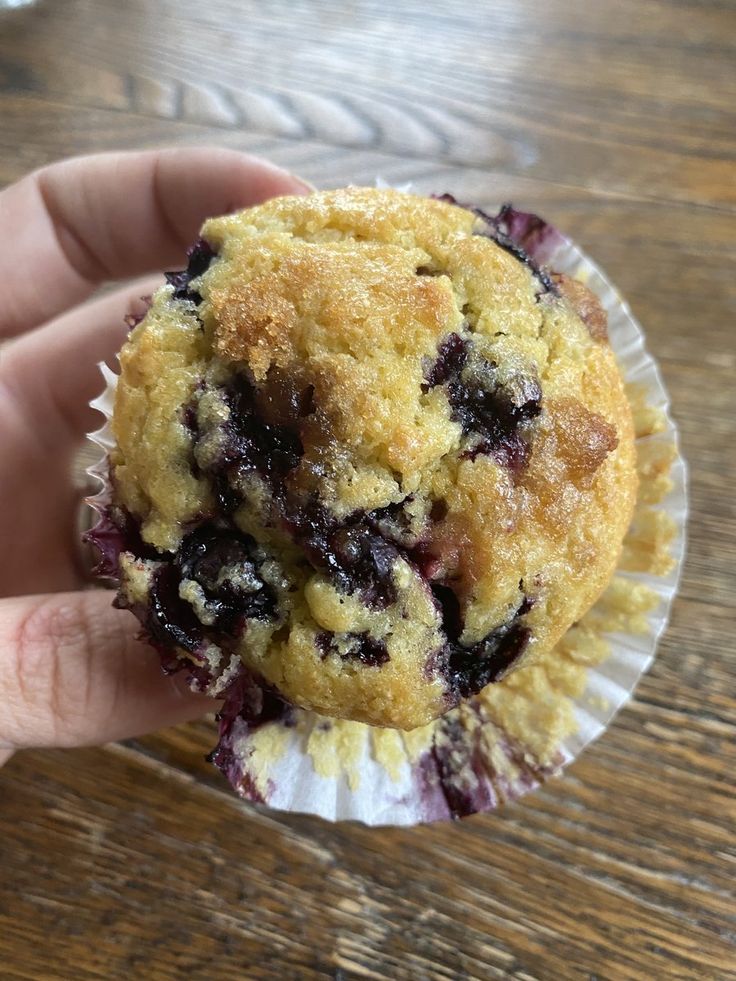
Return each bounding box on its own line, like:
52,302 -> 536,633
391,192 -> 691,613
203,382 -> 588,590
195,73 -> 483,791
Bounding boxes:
0,277 -> 162,597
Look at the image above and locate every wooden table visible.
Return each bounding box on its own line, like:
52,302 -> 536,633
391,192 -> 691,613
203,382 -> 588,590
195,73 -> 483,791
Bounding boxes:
1,1 -> 734,977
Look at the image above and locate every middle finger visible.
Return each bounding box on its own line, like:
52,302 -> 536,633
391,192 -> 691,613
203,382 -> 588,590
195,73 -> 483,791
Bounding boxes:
0,275 -> 163,456
0,279 -> 161,596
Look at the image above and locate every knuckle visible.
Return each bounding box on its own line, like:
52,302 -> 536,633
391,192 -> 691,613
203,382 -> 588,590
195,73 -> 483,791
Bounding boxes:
10,597 -> 96,742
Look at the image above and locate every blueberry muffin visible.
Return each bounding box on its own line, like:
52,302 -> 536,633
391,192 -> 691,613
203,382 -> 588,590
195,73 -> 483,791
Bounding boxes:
105,188 -> 637,730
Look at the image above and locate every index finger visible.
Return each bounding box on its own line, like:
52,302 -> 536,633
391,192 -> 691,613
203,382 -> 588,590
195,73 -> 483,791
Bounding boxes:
0,147 -> 312,339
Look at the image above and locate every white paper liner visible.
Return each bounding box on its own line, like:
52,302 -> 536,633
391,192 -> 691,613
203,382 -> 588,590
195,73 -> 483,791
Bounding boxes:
86,212 -> 687,827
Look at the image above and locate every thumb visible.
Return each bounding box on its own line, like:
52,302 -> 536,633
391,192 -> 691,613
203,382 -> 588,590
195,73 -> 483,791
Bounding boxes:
0,590 -> 218,756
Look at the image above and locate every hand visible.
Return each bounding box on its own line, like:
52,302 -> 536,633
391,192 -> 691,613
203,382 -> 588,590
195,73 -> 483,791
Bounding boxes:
0,148 -> 311,766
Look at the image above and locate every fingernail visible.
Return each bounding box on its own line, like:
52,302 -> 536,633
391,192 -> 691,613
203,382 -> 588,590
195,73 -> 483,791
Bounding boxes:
267,161 -> 315,193
287,174 -> 317,194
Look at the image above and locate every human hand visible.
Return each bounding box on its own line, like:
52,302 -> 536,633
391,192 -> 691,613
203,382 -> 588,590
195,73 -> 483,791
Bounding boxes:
0,148 -> 311,766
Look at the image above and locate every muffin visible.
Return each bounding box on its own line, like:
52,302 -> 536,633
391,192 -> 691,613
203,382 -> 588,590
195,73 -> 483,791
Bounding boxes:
101,188 -> 637,731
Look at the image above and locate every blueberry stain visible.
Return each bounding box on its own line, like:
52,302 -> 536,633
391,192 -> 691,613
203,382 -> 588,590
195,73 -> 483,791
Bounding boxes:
422,333 -> 468,391
175,524 -> 276,632
316,630 -> 390,667
431,583 -> 532,699
432,193 -> 557,296
424,334 -> 541,470
165,237 -> 217,304
286,502 -> 399,609
191,373 -> 305,514
146,564 -> 205,655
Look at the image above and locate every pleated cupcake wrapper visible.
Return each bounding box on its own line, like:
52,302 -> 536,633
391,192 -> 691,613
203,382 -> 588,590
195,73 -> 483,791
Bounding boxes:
86,217 -> 687,826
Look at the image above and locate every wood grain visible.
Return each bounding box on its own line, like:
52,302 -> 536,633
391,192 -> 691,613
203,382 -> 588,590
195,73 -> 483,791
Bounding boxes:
0,0 -> 734,978
1,0 -> 735,205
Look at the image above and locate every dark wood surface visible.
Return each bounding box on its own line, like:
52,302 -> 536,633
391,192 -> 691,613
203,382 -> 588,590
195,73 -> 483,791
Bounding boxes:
1,1 -> 734,978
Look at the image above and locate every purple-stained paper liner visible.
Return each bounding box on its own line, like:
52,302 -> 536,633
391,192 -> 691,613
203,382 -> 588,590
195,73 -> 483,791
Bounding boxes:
86,201 -> 686,826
